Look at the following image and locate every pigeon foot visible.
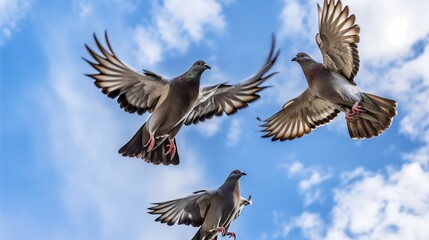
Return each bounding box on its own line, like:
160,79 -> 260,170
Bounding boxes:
345,102 -> 365,123
217,227 -> 226,236
345,111 -> 357,122
165,139 -> 176,160
144,134 -> 156,151
351,102 -> 365,115
226,231 -> 237,240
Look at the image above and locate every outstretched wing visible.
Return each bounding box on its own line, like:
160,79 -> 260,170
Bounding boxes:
148,190 -> 216,227
84,32 -> 170,115
316,0 -> 360,84
184,34 -> 280,125
260,89 -> 340,141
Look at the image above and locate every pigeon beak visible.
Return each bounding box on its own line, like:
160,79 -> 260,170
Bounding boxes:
204,64 -> 211,69
291,57 -> 297,62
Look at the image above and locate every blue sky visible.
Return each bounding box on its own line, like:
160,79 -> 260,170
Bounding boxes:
1,0 -> 429,239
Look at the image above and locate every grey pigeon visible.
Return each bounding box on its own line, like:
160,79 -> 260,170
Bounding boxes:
148,170 -> 251,240
260,0 -> 397,140
84,32 -> 279,165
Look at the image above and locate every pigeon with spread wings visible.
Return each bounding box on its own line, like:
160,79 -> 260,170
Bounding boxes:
84,32 -> 279,165
259,0 -> 397,141
148,170 -> 251,240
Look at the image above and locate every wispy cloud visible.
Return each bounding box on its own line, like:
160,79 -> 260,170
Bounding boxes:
132,0 -> 226,66
0,0 -> 32,44
227,118 -> 241,146
195,117 -> 225,138
273,162 -> 429,240
281,161 -> 332,206
2,3 -> 212,239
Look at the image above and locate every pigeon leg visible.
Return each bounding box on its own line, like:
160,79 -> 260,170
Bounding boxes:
165,139 -> 176,160
226,231 -> 237,240
216,227 -> 226,236
144,134 -> 156,151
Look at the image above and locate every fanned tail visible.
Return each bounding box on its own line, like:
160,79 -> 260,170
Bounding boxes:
118,123 -> 180,165
347,92 -> 397,139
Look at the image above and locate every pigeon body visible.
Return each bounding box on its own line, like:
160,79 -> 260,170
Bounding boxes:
148,170 -> 251,240
84,32 -> 279,165
260,0 -> 397,140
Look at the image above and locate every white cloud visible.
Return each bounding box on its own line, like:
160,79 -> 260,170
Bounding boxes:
195,117 -> 225,138
278,0 -> 317,43
78,2 -> 92,18
0,0 -> 32,44
348,0 -> 429,62
134,25 -> 163,66
281,161 -> 331,206
274,162 -> 429,240
283,212 -> 325,240
133,0 -> 226,66
227,118 -> 241,146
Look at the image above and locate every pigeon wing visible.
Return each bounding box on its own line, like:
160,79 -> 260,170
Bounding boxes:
260,89 -> 340,141
316,0 -> 360,84
148,190 -> 216,227
184,34 -> 279,125
84,32 -> 170,115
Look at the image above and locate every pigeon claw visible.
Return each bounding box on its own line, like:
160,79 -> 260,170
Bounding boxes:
226,231 -> 237,240
217,227 -> 226,236
165,139 -> 176,160
144,134 -> 156,152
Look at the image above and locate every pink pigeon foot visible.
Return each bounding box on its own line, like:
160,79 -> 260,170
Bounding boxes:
144,134 -> 156,151
345,111 -> 357,122
217,227 -> 226,236
351,102 -> 365,115
345,102 -> 365,123
165,139 -> 176,160
226,231 -> 237,240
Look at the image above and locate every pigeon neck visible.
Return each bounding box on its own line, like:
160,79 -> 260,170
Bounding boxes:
186,70 -> 203,82
220,178 -> 240,193
302,62 -> 322,84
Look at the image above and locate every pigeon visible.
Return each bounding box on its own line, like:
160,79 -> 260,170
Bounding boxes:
84,32 -> 279,165
148,170 -> 251,240
259,0 -> 397,141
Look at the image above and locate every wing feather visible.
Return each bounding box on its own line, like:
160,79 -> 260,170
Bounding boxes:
148,190 -> 216,227
184,35 -> 280,125
316,0 -> 360,83
84,32 -> 170,114
260,89 -> 340,141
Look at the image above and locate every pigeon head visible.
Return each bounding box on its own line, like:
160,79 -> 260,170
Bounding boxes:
291,52 -> 313,63
227,169 -> 247,180
187,60 -> 211,79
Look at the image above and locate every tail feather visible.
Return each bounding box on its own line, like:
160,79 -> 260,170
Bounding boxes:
191,228 -> 201,240
118,123 -> 180,165
347,92 -> 397,139
191,228 -> 218,240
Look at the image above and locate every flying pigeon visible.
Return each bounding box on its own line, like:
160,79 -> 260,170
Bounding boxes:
148,170 -> 251,240
84,32 -> 279,165
259,0 -> 397,140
